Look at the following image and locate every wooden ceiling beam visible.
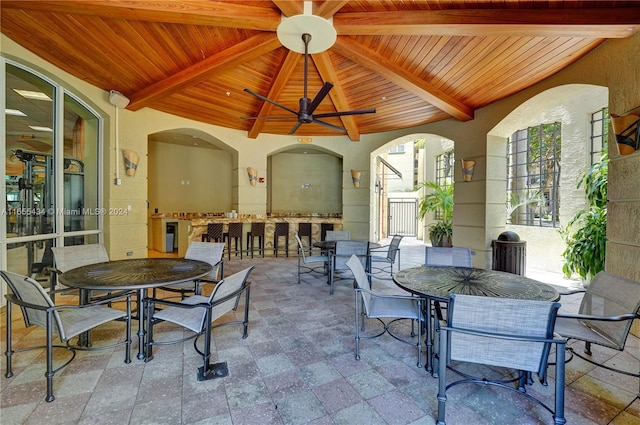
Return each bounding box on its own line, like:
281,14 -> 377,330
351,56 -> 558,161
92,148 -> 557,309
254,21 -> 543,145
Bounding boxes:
272,0 -> 303,18
312,52 -> 360,141
0,1 -> 280,31
247,50 -> 300,139
333,9 -> 640,38
314,1 -> 350,19
128,33 -> 281,111
333,37 -> 474,122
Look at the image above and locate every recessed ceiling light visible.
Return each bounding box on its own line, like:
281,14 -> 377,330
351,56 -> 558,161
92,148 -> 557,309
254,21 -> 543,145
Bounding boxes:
28,125 -> 53,132
14,89 -> 52,101
5,109 -> 27,116
381,96 -> 386,100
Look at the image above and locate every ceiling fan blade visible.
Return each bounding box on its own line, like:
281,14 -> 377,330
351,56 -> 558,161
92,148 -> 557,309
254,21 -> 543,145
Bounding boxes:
307,82 -> 333,115
313,118 -> 348,133
243,88 -> 298,115
314,108 -> 376,119
288,121 -> 303,135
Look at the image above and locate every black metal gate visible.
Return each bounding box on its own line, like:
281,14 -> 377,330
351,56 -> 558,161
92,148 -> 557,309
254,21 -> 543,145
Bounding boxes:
387,198 -> 418,236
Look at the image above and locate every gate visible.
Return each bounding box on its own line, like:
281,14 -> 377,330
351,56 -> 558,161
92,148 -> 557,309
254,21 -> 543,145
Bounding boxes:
387,198 -> 417,236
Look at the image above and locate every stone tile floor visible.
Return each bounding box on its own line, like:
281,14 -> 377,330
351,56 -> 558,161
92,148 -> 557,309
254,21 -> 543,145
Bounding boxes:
1,238 -> 638,424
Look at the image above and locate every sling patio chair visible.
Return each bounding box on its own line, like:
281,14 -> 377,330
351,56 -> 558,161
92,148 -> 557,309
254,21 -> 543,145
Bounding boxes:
369,234 -> 403,279
554,271 -> 640,397
295,233 -> 329,285
2,270 -> 131,402
144,266 -> 254,381
436,294 -> 566,425
346,255 -> 424,368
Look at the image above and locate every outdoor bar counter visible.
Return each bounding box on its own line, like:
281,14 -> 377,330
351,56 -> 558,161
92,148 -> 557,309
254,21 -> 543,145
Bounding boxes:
150,213 -> 343,256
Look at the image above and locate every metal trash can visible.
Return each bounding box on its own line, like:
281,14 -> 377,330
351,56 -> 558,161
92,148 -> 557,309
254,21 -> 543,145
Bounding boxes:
491,231 -> 526,276
166,223 -> 176,253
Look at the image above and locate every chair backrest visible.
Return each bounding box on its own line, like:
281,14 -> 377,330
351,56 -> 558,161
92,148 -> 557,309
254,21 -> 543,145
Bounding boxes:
425,247 -> 471,267
446,294 -> 560,376
227,222 -> 243,237
51,244 -> 109,272
250,222 -> 265,236
579,271 -> 640,350
346,255 -> 373,313
207,266 -> 254,323
275,222 -> 289,236
0,271 -> 65,339
326,230 -> 351,241
334,240 -> 368,271
295,233 -> 308,261
185,241 -> 225,281
386,234 -> 404,261
298,222 -> 312,237
206,223 -> 224,241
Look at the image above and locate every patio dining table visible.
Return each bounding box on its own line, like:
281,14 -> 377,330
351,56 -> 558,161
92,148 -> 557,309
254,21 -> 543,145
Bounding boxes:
393,265 -> 560,374
59,257 -> 212,361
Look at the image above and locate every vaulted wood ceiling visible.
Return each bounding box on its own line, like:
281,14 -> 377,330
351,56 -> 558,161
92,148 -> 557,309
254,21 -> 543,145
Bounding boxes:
2,1 -> 639,141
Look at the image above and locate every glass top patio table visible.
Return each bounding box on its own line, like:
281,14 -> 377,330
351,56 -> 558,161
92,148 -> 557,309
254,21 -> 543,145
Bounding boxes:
393,265 -> 560,302
393,265 -> 560,374
59,258 -> 212,360
313,240 -> 381,250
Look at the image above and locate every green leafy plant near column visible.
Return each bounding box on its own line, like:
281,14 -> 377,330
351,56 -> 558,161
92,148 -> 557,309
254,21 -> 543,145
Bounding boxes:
417,181 -> 454,247
560,153 -> 608,281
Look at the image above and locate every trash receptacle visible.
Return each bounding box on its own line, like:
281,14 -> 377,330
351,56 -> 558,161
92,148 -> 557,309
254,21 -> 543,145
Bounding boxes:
166,223 -> 176,252
491,231 -> 526,276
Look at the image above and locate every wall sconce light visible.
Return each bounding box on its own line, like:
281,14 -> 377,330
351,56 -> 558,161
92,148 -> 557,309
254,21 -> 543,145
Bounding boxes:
247,167 -> 258,186
351,170 -> 361,187
374,181 -> 379,193
122,149 -> 139,176
461,159 -> 475,182
610,109 -> 640,155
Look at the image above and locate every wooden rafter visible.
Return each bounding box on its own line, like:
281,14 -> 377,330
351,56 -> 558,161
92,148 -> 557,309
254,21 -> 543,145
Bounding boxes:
128,33 -> 281,110
333,37 -> 474,121
312,51 -> 360,141
333,8 -> 640,38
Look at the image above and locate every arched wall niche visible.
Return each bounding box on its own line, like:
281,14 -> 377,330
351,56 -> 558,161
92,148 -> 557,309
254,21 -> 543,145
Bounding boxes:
147,128 -> 237,214
267,144 -> 343,214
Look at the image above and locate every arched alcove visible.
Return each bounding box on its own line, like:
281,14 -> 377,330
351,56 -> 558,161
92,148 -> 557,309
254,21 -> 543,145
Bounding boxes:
267,144 -> 343,214
147,128 -> 237,214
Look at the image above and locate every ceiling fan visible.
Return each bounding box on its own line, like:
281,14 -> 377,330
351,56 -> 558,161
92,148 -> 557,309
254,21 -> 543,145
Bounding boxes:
243,33 -> 376,135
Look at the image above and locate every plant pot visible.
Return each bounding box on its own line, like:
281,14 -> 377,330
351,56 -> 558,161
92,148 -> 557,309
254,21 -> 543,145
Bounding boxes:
430,235 -> 453,247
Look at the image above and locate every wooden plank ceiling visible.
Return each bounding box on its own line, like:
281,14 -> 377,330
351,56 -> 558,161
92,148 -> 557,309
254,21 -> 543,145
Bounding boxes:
2,1 -> 640,141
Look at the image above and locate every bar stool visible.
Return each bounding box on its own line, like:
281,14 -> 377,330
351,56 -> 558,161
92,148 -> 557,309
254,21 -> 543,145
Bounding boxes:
320,223 -> 334,241
273,222 -> 290,257
201,223 -> 224,242
298,222 -> 313,248
223,222 -> 243,259
246,222 -> 265,258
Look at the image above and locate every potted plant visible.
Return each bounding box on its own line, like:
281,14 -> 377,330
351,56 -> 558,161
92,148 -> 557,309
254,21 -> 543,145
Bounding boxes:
560,153 -> 608,284
418,182 -> 454,247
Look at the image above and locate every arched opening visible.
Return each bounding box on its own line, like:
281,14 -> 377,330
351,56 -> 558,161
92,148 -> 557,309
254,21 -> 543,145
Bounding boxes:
488,84 -> 608,274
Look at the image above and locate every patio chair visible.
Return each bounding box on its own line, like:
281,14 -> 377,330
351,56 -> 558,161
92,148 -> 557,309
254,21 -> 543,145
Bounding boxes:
1,270 -> 131,402
554,271 -> 640,396
325,230 -> 351,241
328,240 -> 368,295
295,233 -> 329,284
437,294 -> 566,425
144,266 -> 254,381
346,255 -> 424,367
158,241 -> 225,299
424,246 -> 472,267
370,234 -> 403,278
50,244 -> 110,302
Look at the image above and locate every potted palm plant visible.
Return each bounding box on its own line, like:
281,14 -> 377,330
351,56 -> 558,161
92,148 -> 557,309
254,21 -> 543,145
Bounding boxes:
418,182 -> 454,247
560,153 -> 608,284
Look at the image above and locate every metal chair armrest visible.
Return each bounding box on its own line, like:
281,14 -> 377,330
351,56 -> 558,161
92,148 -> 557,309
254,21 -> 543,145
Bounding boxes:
556,312 -> 640,322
